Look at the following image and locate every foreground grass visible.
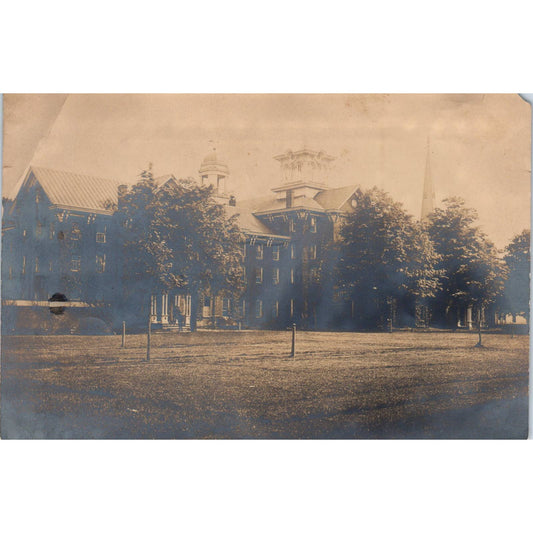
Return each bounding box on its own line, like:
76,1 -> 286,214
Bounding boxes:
1,330 -> 528,439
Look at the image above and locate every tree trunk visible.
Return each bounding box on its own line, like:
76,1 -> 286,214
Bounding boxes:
475,307 -> 483,346
190,287 -> 199,332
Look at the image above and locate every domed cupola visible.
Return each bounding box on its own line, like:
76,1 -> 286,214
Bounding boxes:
199,149 -> 229,198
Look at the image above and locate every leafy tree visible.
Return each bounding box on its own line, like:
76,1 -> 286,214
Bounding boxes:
501,229 -> 530,324
151,179 -> 245,331
115,170 -> 244,330
336,187 -> 440,329
427,197 -> 506,340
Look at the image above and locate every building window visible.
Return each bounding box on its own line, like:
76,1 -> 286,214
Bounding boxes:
256,267 -> 263,284
310,216 -> 317,233
22,256 -> 26,275
22,229 -> 27,238
49,223 -> 54,239
36,222 -> 43,237
273,268 -> 280,285
243,243 -> 247,258
256,244 -> 263,260
242,300 -> 246,317
71,224 -> 81,241
309,244 -> 317,259
71,256 -> 81,272
291,244 -> 296,259
35,257 -> 39,273
291,268 -> 294,284
49,261 -> 53,272
255,300 -> 263,318
289,219 -> 295,233
290,299 -> 294,318
273,300 -> 279,318
272,246 -> 280,261
204,296 -> 211,307
96,232 -> 106,243
222,298 -> 230,317
96,253 -> 106,273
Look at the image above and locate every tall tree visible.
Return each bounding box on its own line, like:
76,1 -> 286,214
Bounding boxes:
336,187 -> 440,329
501,229 -> 530,324
427,197 -> 506,335
115,171 -> 244,330
151,179 -> 245,331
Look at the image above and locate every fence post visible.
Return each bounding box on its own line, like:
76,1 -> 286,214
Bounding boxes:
121,321 -> 126,348
290,323 -> 296,358
147,318 -> 151,361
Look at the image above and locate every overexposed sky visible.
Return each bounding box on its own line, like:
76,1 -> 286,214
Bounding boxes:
2,94 -> 530,248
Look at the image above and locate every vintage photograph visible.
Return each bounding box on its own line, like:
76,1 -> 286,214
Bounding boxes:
1,94 -> 530,438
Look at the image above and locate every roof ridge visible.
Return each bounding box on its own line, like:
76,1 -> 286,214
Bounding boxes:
30,165 -> 121,185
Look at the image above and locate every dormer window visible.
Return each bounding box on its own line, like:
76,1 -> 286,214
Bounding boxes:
310,217 -> 317,233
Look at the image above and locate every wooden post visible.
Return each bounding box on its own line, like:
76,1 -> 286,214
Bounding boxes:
290,323 -> 296,358
121,321 -> 126,348
147,318 -> 151,361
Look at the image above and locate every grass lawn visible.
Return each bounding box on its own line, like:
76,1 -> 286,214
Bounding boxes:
1,330 -> 529,439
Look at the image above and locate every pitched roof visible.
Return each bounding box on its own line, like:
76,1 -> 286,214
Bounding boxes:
239,194 -> 325,214
240,185 -> 358,214
314,185 -> 358,211
153,174 -> 177,188
25,167 -> 120,214
225,204 -> 287,239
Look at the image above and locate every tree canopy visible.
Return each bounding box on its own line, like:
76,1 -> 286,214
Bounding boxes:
500,229 -> 530,323
427,197 -> 506,326
115,170 -> 244,329
336,187 -> 440,328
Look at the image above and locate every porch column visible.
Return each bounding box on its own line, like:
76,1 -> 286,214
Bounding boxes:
150,294 -> 157,323
161,293 -> 168,324
466,306 -> 473,330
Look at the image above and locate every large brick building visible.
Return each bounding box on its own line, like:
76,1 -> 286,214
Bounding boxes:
2,148 -> 359,332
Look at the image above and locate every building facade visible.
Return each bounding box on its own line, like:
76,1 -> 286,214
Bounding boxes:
2,148 -> 359,333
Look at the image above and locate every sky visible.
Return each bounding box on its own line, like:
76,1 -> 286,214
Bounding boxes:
2,93 -> 530,248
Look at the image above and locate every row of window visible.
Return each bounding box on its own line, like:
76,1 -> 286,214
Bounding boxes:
288,217 -> 317,233
209,298 -> 294,319
252,299 -> 295,319
246,243 -> 318,261
245,244 -> 280,261
243,266 -> 318,285
25,224 -> 107,243
19,254 -> 106,274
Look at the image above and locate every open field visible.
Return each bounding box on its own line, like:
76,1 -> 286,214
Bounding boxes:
1,330 -> 529,439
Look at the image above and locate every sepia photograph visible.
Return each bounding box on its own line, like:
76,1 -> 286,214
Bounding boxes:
1,93 -> 530,439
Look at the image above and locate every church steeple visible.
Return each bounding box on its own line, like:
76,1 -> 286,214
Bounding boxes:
420,137 -> 436,220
